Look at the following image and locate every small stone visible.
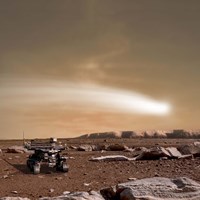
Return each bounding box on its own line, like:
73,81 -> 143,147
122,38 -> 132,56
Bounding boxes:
84,183 -> 90,186
15,156 -> 20,158
11,191 -> 18,194
55,177 -> 63,180
49,188 -> 54,193
63,191 -> 70,195
3,175 -> 8,179
154,173 -> 159,177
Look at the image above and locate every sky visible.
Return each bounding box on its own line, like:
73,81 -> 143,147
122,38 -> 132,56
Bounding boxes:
0,0 -> 200,139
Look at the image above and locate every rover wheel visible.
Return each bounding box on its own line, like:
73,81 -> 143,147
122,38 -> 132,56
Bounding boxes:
61,163 -> 69,172
27,160 -> 34,172
26,160 -> 30,169
33,164 -> 40,174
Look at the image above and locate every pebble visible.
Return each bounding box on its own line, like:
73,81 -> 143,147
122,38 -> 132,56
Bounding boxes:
154,172 -> 159,177
84,183 -> 90,186
63,191 -> 70,195
55,177 -> 63,180
11,191 -> 18,194
3,175 -> 9,179
49,188 -> 54,193
38,175 -> 45,178
15,156 -> 20,158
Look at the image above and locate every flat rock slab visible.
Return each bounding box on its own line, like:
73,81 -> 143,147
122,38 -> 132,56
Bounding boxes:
166,147 -> 182,158
135,147 -> 171,160
77,145 -> 93,152
40,191 -> 104,200
89,155 -> 135,162
6,146 -> 27,154
117,177 -> 200,200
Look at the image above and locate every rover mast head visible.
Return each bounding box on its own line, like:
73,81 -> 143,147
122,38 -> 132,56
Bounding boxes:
50,137 -> 57,144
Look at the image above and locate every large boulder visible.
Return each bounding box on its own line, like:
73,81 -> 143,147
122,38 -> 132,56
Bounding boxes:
117,177 -> 200,200
77,145 -> 93,152
131,147 -> 148,157
178,143 -> 200,156
135,146 -> 171,160
92,144 -> 107,151
39,191 -> 104,200
106,144 -> 127,151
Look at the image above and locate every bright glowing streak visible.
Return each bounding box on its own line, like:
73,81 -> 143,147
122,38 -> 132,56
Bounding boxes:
0,81 -> 171,116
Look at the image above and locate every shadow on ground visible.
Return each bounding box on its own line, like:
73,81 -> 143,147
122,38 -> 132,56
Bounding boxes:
13,163 -> 60,174
3,158 -> 59,174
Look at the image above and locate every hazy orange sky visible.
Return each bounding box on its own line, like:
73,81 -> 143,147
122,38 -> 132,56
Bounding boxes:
0,1 -> 200,139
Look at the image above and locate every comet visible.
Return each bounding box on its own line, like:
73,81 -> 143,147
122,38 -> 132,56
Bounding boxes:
0,80 -> 171,116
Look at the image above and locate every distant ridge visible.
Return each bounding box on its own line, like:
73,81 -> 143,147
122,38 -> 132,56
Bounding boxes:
77,129 -> 200,139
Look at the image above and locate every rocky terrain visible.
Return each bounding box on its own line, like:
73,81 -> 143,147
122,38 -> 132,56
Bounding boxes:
0,137 -> 200,199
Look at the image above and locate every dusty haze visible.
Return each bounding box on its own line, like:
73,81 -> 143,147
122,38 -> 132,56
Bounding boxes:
0,1 -> 200,139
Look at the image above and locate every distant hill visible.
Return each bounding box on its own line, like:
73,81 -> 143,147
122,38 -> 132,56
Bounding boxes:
77,129 -> 200,139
